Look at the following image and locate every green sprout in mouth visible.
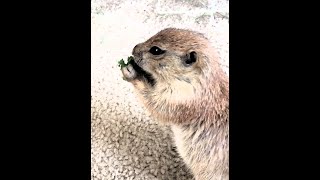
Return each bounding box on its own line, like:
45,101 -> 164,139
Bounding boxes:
118,55 -> 155,85
118,56 -> 134,69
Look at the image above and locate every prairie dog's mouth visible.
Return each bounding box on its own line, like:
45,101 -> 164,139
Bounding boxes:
130,57 -> 156,86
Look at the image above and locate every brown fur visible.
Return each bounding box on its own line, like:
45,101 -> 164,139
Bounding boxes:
121,28 -> 229,180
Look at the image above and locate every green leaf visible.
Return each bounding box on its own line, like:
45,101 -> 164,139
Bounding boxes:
127,56 -> 134,64
118,59 -> 126,68
118,56 -> 134,69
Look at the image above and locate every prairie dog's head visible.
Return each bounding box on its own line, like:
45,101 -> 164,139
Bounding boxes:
132,28 -> 225,103
131,28 -> 228,123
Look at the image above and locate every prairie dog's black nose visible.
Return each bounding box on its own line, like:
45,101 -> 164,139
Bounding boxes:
132,44 -> 142,57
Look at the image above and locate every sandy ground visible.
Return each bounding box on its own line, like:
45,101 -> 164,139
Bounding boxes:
91,0 -> 229,179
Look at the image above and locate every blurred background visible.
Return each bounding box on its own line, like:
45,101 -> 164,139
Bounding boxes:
91,0 -> 229,179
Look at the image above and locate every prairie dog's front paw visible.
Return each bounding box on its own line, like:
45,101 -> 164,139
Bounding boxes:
121,64 -> 138,81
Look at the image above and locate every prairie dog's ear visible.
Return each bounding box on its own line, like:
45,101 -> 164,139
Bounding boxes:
183,51 -> 197,66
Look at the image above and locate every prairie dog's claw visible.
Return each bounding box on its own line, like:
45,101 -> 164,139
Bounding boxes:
121,64 -> 137,81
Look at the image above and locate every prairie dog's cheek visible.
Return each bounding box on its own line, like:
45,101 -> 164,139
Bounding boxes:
158,79 -> 200,104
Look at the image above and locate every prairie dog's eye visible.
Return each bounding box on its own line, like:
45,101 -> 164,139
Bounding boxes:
149,46 -> 165,55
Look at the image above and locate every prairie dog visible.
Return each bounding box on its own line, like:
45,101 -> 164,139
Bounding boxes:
121,28 -> 229,180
